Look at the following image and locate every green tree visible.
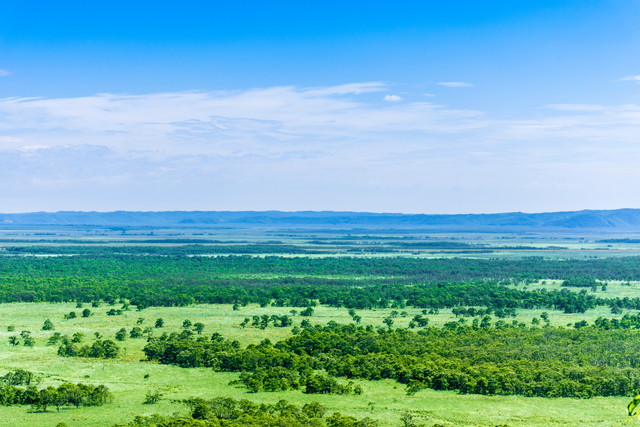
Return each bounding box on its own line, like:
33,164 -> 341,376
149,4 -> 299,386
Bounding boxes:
193,322 -> 205,335
383,317 -> 394,329
143,390 -> 163,404
115,328 -> 127,341
42,319 -> 54,331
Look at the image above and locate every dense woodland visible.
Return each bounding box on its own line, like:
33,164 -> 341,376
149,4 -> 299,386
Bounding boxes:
1,254 -> 640,313
142,322 -> 640,398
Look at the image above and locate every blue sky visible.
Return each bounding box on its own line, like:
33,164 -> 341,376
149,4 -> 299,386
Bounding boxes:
1,1 -> 639,213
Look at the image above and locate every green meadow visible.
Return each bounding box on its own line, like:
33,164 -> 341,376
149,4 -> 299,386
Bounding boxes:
0,230 -> 639,425
0,302 -> 635,426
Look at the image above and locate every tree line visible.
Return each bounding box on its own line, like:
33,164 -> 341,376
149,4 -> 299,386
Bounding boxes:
2,253 -> 640,312
0,370 -> 111,411
112,396 -> 378,427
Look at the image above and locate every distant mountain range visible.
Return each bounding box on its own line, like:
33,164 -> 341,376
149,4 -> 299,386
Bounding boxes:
2,209 -> 640,229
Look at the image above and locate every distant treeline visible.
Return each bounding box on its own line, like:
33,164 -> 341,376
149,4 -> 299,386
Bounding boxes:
1,241 -> 567,254
0,254 -> 639,311
2,244 -> 319,255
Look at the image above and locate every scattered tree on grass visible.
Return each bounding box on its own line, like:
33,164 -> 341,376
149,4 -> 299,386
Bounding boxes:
42,319 -> 54,331
115,328 -> 127,341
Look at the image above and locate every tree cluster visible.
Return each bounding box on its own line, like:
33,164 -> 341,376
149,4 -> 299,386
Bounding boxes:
58,338 -> 119,359
112,397 -> 377,427
0,373 -> 111,412
144,322 -> 640,398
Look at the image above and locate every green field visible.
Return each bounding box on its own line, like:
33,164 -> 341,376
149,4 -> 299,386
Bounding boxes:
0,302 -> 635,426
0,228 -> 639,426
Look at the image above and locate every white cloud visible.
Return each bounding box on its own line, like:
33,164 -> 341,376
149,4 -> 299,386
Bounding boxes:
437,81 -> 474,88
543,104 -> 605,112
383,94 -> 402,102
619,75 -> 640,83
0,69 -> 12,77
2,82 -> 640,212
0,83 -> 485,157
304,82 -> 385,96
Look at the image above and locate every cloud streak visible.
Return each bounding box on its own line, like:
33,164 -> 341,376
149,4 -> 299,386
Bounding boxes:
0,69 -> 12,77
437,81 -> 474,87
619,75 -> 640,83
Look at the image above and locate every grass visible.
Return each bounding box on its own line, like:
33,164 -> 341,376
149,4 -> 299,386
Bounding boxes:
0,302 -> 636,426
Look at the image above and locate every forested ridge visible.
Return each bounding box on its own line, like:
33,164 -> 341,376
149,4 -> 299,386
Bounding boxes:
4,208 -> 640,228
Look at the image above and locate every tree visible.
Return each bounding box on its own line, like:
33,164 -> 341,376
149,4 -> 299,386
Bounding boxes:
155,318 -> 164,328
193,322 -> 205,335
383,317 -> 394,329
47,333 -> 62,346
34,386 -> 58,412
401,412 -> 419,427
302,402 -> 327,418
115,328 -> 127,341
300,307 -> 314,317
143,390 -> 163,404
42,319 -> 54,331
81,309 -> 92,318
182,319 -> 192,329
86,340 -> 119,359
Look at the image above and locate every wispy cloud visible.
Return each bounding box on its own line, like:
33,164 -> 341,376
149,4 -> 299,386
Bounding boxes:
437,81 -> 474,88
0,69 -> 12,77
0,83 -> 485,156
543,104 -> 606,112
619,75 -> 640,83
383,94 -> 402,102
2,83 -> 640,212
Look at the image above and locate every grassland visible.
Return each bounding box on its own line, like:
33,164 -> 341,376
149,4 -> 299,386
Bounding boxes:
0,302 -> 635,426
1,227 -> 640,426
